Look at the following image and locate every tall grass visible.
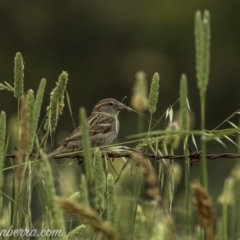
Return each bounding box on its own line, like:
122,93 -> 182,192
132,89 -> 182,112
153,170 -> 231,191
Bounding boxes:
195,10 -> 211,190
0,9 -> 239,240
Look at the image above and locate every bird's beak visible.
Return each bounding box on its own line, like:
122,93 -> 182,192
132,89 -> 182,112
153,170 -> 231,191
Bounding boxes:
118,102 -> 127,110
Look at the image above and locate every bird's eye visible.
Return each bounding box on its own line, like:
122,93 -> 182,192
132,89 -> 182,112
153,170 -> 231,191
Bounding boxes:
108,102 -> 113,106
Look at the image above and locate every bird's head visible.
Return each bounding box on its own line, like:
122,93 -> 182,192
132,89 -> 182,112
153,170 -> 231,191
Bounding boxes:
92,98 -> 127,115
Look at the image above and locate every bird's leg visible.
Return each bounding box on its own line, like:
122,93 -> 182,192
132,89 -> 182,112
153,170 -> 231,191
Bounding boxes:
76,156 -> 84,165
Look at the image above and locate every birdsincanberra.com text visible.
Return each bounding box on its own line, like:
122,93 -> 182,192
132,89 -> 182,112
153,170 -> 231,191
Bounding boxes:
0,226 -> 62,238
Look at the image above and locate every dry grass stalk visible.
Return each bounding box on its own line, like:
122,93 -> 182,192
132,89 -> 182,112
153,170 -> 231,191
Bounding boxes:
14,98 -> 29,228
16,98 -> 29,182
57,197 -> 116,240
131,153 -> 161,201
131,153 -> 176,240
191,183 -> 215,240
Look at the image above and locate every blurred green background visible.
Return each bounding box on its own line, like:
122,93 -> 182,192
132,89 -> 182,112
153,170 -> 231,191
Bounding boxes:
1,1 -> 240,209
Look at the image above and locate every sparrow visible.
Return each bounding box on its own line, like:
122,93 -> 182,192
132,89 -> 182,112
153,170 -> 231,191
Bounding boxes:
48,98 -> 127,159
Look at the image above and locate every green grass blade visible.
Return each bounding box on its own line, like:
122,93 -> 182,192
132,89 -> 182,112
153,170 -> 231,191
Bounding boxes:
80,175 -> 89,207
28,78 -> 46,153
42,153 -> 67,238
107,173 -> 117,228
180,74 -> 191,236
80,107 -> 93,182
0,111 -> 6,191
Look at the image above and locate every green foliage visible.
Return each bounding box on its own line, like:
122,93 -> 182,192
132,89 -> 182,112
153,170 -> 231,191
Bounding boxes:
44,71 -> 68,132
68,191 -> 81,202
148,72 -> 160,135
94,148 -> 106,211
0,81 -> 14,92
67,224 -> 86,239
179,74 -> 189,132
148,72 -> 160,114
14,52 -> 24,99
195,10 -> 211,92
27,90 -> 35,152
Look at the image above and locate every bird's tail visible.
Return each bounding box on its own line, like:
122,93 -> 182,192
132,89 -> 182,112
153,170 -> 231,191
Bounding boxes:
47,146 -> 65,159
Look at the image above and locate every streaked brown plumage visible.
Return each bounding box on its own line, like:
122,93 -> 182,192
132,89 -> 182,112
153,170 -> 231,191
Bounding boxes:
48,98 -> 127,159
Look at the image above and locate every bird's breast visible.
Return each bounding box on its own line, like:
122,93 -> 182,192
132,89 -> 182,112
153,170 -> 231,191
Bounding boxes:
114,115 -> 119,133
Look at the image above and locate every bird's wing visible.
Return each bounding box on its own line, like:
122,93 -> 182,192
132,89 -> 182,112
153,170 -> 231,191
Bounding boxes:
64,113 -> 114,143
